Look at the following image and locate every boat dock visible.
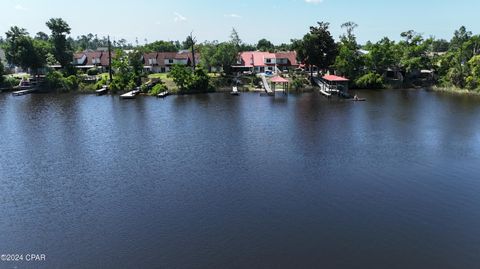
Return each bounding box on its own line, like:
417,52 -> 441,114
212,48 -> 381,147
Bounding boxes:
319,89 -> 332,97
120,89 -> 140,99
96,86 -> 108,96
260,75 -> 274,96
12,88 -> 37,96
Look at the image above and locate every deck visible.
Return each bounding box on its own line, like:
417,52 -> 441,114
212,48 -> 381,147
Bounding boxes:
12,88 -> 37,96
120,89 -> 140,99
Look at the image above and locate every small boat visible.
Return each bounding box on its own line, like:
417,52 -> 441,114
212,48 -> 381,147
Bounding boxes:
230,86 -> 239,95
351,97 -> 366,102
157,91 -> 169,98
96,85 -> 108,96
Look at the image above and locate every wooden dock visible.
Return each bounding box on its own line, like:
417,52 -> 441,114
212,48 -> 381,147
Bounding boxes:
120,89 -> 140,99
260,75 -> 274,96
319,89 -> 332,97
96,86 -> 108,96
12,88 -> 37,96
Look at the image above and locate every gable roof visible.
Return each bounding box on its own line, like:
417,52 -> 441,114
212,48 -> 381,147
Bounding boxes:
323,75 -> 349,82
143,51 -> 200,67
237,51 -> 298,67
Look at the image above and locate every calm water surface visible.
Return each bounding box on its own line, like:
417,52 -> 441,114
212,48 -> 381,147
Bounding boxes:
1,90 -> 480,269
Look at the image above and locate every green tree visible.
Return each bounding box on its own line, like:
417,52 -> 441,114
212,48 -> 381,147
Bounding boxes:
4,26 -> 28,65
35,31 -> 49,41
230,28 -> 242,49
275,43 -> 293,51
144,40 -> 178,52
398,30 -> 430,74
200,41 -> 218,72
189,68 -> 211,92
256,38 -> 275,52
294,22 -> 338,78
364,37 -> 399,75
334,22 -> 363,82
128,49 -> 145,85
168,64 -> 192,92
213,42 -> 238,75
465,55 -> 480,89
430,38 -> 450,52
4,27 -> 47,75
46,18 -> 73,68
110,49 -> 135,92
450,26 -> 471,52
446,59 -> 469,88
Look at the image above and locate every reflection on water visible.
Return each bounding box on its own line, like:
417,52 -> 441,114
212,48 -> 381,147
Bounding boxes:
1,90 -> 480,268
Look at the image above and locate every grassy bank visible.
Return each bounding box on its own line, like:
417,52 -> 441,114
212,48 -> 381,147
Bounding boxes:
147,73 -> 178,93
430,85 -> 480,95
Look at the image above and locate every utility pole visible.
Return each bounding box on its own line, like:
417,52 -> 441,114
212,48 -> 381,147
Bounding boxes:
189,32 -> 197,70
108,35 -> 113,82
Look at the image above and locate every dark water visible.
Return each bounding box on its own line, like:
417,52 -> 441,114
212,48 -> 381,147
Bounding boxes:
1,89 -> 480,269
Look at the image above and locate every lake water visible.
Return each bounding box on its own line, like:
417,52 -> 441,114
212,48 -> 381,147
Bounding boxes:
1,89 -> 480,269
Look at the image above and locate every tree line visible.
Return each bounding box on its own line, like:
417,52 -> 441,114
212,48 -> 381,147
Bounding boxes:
2,18 -> 480,91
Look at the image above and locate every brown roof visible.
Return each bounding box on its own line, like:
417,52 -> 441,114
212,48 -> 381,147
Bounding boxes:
73,52 -> 87,65
143,52 -> 200,67
100,51 -> 114,67
275,51 -> 299,66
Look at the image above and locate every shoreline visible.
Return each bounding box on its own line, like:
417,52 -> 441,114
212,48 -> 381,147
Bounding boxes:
428,86 -> 480,96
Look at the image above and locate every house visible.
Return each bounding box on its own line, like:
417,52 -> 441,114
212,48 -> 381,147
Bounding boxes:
143,51 -> 200,73
72,50 -> 114,72
233,51 -> 299,73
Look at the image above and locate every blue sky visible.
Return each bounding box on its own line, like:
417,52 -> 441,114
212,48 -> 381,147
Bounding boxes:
1,0 -> 479,45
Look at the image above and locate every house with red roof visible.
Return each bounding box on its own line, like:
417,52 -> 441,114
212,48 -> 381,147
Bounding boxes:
233,51 -> 299,73
143,51 -> 200,73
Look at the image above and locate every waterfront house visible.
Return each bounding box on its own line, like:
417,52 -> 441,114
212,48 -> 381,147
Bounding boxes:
233,51 -> 299,73
72,50 -> 114,72
143,51 -> 200,73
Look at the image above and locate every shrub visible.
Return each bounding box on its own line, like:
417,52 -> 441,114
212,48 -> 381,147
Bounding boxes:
86,68 -> 99,76
355,72 -> 385,89
466,76 -> 479,90
168,65 -> 192,92
189,68 -> 211,93
45,71 -> 65,90
2,76 -> 19,88
292,77 -> 307,90
64,75 -> 79,91
95,75 -> 109,90
168,65 -> 211,93
149,83 -> 168,95
78,82 -> 97,92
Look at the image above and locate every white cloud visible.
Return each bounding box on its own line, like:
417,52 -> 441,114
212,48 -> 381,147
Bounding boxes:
14,4 -> 27,10
224,14 -> 242,19
174,12 -> 187,22
305,0 -> 323,4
